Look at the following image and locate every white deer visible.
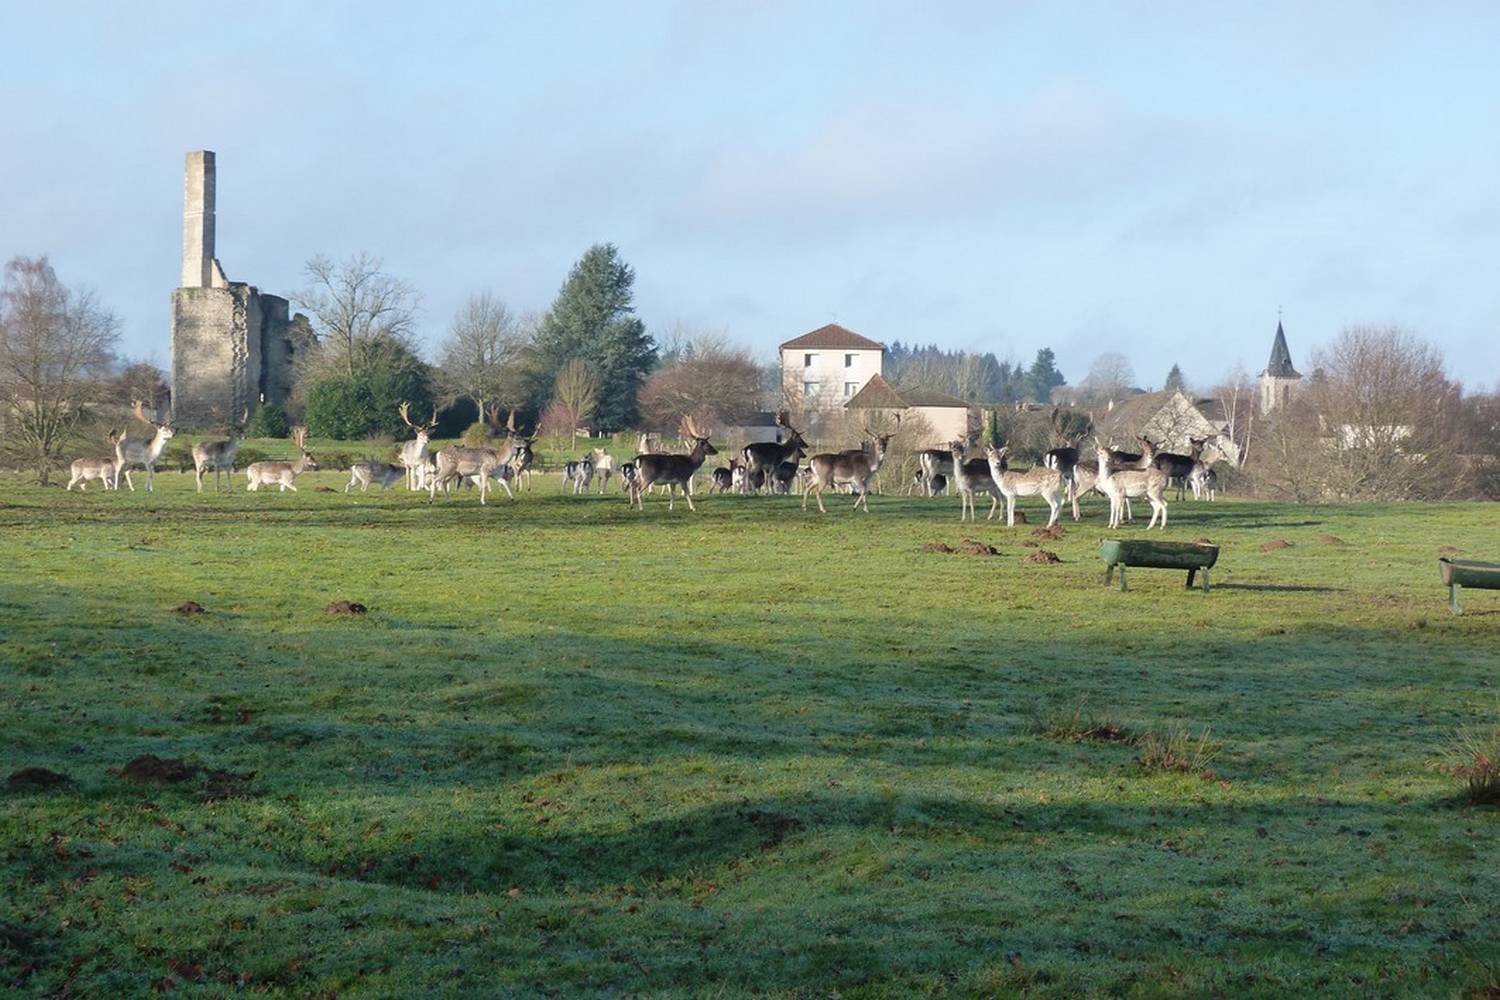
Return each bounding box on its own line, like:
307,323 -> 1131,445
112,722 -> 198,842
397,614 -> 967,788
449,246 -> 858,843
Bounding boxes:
398,402 -> 439,490
67,433 -> 121,491
246,426 -> 318,491
113,400 -> 175,491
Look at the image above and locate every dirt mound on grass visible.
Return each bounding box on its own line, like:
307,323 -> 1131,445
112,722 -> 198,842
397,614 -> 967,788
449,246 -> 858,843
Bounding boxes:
1317,534 -> 1346,545
116,755 -> 198,785
1032,525 -> 1065,541
741,808 -> 804,848
1010,510 -> 1028,524
8,767 -> 72,790
172,601 -> 206,616
1023,550 -> 1062,564
1438,545 -> 1461,555
314,486 -> 336,492
201,769 -> 258,801
1195,537 -> 1214,545
959,538 -> 999,556
922,542 -> 955,554
1261,539 -> 1294,551
324,600 -> 368,615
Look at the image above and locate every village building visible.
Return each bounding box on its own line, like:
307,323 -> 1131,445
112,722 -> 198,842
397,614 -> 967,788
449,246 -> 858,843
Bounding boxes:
170,151 -> 313,428
779,324 -> 884,412
1092,389 -> 1243,466
843,374 -> 976,446
1259,319 -> 1302,414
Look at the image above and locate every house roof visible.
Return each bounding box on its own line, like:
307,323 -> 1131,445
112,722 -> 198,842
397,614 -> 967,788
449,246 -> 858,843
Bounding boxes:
1261,321 -> 1301,379
845,374 -> 970,410
779,323 -> 885,351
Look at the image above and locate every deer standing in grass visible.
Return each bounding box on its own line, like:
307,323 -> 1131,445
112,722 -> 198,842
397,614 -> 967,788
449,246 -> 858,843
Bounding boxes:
948,440 -> 1000,521
246,426 -> 318,491
629,415 -> 717,511
192,408 -> 248,493
741,411 -> 807,494
345,460 -> 405,492
112,400 -> 175,491
803,418 -> 897,513
398,402 -> 439,490
428,407 -> 520,504
985,444 -> 1065,527
1095,446 -> 1168,529
67,433 -> 121,491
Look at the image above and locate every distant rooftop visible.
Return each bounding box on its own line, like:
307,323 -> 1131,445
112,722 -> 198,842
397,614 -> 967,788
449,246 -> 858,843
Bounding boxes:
779,323 -> 885,352
1261,320 -> 1301,379
845,374 -> 970,410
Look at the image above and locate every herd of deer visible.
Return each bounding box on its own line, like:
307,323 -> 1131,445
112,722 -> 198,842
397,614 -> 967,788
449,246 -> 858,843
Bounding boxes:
63,401 -> 1221,528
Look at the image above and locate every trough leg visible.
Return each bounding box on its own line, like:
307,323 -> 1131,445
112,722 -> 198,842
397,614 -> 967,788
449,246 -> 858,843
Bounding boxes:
1186,568 -> 1196,590
1202,568 -> 1211,593
1103,563 -> 1114,588
1118,565 -> 1128,592
1450,584 -> 1462,615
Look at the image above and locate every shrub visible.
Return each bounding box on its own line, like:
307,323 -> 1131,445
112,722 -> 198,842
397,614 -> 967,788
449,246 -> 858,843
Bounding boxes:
304,366 -> 435,441
246,402 -> 290,439
1435,717 -> 1500,805
160,440 -> 195,472
1028,701 -> 1131,743
234,447 -> 270,467
1136,726 -> 1221,775
461,421 -> 489,447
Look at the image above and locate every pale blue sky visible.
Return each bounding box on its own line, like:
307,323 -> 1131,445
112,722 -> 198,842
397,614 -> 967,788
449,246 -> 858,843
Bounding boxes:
3,1 -> 1497,389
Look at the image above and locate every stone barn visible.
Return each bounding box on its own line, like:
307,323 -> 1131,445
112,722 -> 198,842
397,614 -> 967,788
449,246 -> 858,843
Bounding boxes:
169,151 -> 313,428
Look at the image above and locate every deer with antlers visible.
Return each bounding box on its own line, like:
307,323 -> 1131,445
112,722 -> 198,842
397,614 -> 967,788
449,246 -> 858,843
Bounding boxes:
629,415 -> 717,511
67,432 -> 122,491
398,402 -> 439,490
192,408 -> 249,493
740,411 -> 807,495
428,406 -> 521,504
246,427 -> 318,491
803,417 -> 897,513
112,400 -> 176,491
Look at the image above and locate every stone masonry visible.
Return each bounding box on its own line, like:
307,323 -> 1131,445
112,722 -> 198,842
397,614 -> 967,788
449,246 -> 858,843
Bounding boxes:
169,151 -> 312,428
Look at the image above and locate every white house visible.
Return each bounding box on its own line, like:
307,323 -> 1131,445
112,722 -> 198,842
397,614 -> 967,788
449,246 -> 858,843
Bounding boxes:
780,324 -> 885,412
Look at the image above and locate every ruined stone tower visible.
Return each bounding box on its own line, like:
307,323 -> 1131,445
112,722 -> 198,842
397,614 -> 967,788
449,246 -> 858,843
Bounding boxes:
170,151 -> 313,428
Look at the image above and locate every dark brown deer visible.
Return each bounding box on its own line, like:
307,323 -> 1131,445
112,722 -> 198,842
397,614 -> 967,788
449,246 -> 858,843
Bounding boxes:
630,415 -> 717,511
741,411 -> 807,495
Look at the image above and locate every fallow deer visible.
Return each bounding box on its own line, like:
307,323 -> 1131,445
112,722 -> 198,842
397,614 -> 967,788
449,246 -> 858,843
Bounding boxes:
67,434 -> 120,491
985,445 -> 1065,527
947,440 -> 1002,521
803,419 -> 896,513
113,400 -> 175,492
428,407 -> 520,504
398,402 -> 439,490
741,411 -> 807,494
916,447 -> 955,497
629,415 -> 717,511
345,460 -> 405,492
246,426 -> 318,491
192,408 -> 248,493
1095,446 -> 1168,529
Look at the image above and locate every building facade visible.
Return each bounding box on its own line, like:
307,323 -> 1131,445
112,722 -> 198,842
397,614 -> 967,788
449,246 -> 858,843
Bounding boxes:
169,151 -> 313,428
844,374 -> 976,446
779,324 -> 885,412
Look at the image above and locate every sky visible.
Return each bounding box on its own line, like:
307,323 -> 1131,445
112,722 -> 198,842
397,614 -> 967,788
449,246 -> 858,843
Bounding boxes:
3,1 -> 1498,391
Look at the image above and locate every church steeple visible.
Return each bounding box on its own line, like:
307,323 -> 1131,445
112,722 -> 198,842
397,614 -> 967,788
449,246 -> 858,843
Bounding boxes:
1259,316 -> 1302,413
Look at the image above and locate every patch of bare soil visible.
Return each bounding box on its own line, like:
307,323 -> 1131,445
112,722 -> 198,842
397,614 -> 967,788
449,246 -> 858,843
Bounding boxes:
201,769 -> 259,801
1261,539 -> 1294,551
741,808 -> 804,849
1023,550 -> 1062,564
1011,510 -> 1028,524
1438,545 -> 1462,556
325,600 -> 368,615
1033,525 -> 1065,541
922,542 -> 955,554
172,600 -> 206,616
959,538 -> 999,556
116,754 -> 198,785
313,486 -> 336,492
7,767 -> 72,790
1195,537 -> 1214,545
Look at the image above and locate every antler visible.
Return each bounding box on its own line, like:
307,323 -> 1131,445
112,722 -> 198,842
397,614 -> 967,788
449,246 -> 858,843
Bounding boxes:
506,409 -> 518,434
426,405 -> 438,430
292,426 -> 308,450
131,400 -> 150,425
398,401 -> 415,429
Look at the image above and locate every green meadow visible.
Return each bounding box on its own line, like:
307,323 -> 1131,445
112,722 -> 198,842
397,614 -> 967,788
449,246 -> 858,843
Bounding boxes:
2,457 -> 1498,997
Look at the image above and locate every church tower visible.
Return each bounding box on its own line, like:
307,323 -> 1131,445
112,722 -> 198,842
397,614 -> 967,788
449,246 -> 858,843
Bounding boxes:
1259,318 -> 1302,413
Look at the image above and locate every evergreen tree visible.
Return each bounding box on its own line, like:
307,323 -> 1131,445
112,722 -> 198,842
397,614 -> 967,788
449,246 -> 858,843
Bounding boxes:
1165,363 -> 1187,392
1025,348 -> 1066,402
527,244 -> 657,431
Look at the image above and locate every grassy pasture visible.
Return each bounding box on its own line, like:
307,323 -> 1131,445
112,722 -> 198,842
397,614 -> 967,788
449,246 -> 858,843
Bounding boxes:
2,466 -> 1498,997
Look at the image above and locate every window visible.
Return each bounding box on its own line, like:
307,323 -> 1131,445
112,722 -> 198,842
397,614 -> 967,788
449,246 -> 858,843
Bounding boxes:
804,353 -> 818,367
803,381 -> 820,398
845,353 -> 855,367
844,382 -> 858,398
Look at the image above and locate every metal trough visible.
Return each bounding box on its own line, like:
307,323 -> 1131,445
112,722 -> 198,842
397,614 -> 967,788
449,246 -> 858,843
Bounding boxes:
1439,557 -> 1500,615
1100,539 -> 1220,592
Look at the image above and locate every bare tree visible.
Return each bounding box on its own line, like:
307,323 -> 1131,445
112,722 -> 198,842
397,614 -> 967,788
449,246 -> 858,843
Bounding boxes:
1211,363 -> 1255,468
1081,352 -> 1136,402
552,359 -> 600,448
639,342 -> 765,432
0,256 -> 118,483
296,253 -> 419,379
436,292 -> 528,418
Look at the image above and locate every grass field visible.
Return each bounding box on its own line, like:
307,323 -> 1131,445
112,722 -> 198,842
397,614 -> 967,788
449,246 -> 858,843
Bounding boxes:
2,463 -> 1499,997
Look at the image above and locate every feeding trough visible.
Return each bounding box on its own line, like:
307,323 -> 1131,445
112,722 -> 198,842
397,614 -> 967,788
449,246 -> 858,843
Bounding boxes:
1439,558 -> 1500,615
1100,539 -> 1219,592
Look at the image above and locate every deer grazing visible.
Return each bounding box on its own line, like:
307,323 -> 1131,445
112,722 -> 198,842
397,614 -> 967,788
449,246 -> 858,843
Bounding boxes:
345,460 -> 405,492
192,408 -> 248,493
629,415 -> 717,511
803,419 -> 896,513
428,407 -> 520,504
398,402 -> 439,490
1095,446 -> 1168,529
246,426 -> 318,491
67,434 -> 120,491
985,444 -> 1065,527
741,411 -> 807,494
112,400 -> 175,492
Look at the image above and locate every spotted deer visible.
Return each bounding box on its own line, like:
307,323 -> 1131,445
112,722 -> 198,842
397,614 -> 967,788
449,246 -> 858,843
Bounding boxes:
67,433 -> 121,491
629,415 -> 717,511
398,402 -> 439,490
192,408 -> 248,493
985,444 -> 1065,527
246,426 -> 318,491
1094,446 -> 1168,529
803,418 -> 897,513
113,400 -> 175,491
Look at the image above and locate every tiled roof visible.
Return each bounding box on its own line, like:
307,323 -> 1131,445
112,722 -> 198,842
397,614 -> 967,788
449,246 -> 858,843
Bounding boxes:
1261,321 -> 1301,378
845,374 -> 970,410
779,323 -> 885,351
